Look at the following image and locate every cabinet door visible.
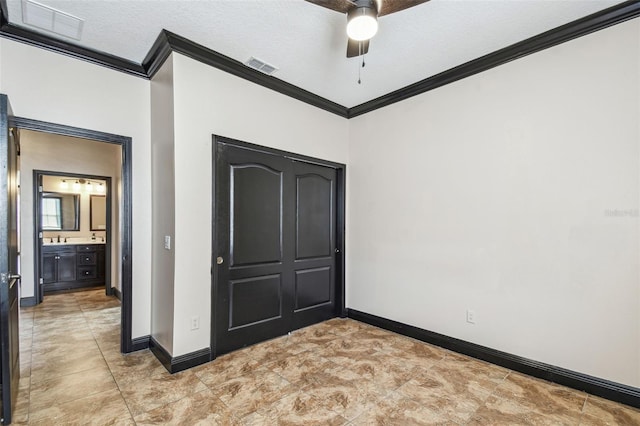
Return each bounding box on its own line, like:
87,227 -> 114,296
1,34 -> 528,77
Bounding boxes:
57,252 -> 77,282
77,253 -> 96,266
77,266 -> 97,281
42,253 -> 57,284
97,249 -> 105,279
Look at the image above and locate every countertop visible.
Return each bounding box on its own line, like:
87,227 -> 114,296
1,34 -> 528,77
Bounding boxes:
43,239 -> 105,246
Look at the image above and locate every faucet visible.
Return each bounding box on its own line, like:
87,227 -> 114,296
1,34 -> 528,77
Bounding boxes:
101,236 -> 105,242
91,232 -> 96,241
49,237 -> 53,243
64,237 -> 67,243
57,235 -> 60,243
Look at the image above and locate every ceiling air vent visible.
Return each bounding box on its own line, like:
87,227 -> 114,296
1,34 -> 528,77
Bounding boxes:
245,57 -> 278,76
21,0 -> 84,40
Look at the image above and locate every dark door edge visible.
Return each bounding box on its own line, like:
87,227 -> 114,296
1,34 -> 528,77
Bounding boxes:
0,92 -> 18,425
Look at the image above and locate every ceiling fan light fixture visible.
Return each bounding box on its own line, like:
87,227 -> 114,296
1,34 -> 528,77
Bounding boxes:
347,3 -> 378,41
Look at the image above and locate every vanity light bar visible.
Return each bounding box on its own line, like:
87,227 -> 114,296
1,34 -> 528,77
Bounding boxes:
59,178 -> 106,193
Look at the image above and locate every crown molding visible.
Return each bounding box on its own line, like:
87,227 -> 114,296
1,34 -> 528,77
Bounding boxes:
1,0 -> 638,119
141,30 -> 172,79
143,30 -> 349,117
347,0 -> 640,118
0,0 -> 146,78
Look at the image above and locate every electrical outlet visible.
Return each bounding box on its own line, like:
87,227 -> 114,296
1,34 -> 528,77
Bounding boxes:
191,316 -> 200,330
466,309 -> 476,324
164,236 -> 171,250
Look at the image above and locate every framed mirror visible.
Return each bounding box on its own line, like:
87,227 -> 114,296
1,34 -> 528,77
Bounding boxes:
90,195 -> 107,231
41,192 -> 80,231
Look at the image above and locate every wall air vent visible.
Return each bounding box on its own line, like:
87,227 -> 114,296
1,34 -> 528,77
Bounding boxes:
21,0 -> 84,40
245,57 -> 278,76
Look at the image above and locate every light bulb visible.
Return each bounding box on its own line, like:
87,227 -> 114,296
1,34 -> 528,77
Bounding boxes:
347,10 -> 378,41
73,180 -> 81,191
97,183 -> 105,193
59,180 -> 68,189
86,181 -> 93,192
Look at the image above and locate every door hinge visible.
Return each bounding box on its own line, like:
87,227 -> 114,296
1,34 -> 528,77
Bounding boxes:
38,185 -> 43,192
39,278 -> 43,284
39,231 -> 43,239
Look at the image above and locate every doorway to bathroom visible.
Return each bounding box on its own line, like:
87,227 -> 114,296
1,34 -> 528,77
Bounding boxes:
33,171 -> 113,301
9,117 -> 135,353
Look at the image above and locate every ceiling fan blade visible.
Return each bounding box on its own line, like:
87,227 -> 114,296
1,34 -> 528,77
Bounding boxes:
304,0 -> 355,14
377,0 -> 430,17
346,38 -> 370,58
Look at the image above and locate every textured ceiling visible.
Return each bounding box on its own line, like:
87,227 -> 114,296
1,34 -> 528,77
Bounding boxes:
5,0 -> 625,108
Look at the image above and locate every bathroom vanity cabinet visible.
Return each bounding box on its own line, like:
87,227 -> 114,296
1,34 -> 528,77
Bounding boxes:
42,243 -> 105,293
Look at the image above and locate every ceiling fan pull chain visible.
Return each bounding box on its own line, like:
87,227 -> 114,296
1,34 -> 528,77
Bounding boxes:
357,41 -> 370,84
358,41 -> 362,84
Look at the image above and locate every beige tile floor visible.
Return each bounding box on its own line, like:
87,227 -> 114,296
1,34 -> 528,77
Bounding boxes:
13,289 -> 640,425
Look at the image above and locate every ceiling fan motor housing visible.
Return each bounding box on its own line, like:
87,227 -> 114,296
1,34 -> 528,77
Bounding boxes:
348,0 -> 378,17
353,0 -> 377,10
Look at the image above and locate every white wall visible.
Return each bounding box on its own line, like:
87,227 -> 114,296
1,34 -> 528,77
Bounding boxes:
169,52 -> 349,356
150,57 -> 176,353
347,19 -> 640,387
0,39 -> 152,339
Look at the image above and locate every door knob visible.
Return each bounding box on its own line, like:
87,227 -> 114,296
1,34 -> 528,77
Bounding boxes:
216,256 -> 224,265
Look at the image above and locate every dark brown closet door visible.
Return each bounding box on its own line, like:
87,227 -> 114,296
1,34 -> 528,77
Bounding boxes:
214,143 -> 338,356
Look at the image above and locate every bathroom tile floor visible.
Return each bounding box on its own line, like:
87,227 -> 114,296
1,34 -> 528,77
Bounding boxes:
13,289 -> 640,425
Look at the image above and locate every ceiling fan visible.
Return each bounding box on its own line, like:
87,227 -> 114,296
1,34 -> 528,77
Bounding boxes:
305,0 -> 429,57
